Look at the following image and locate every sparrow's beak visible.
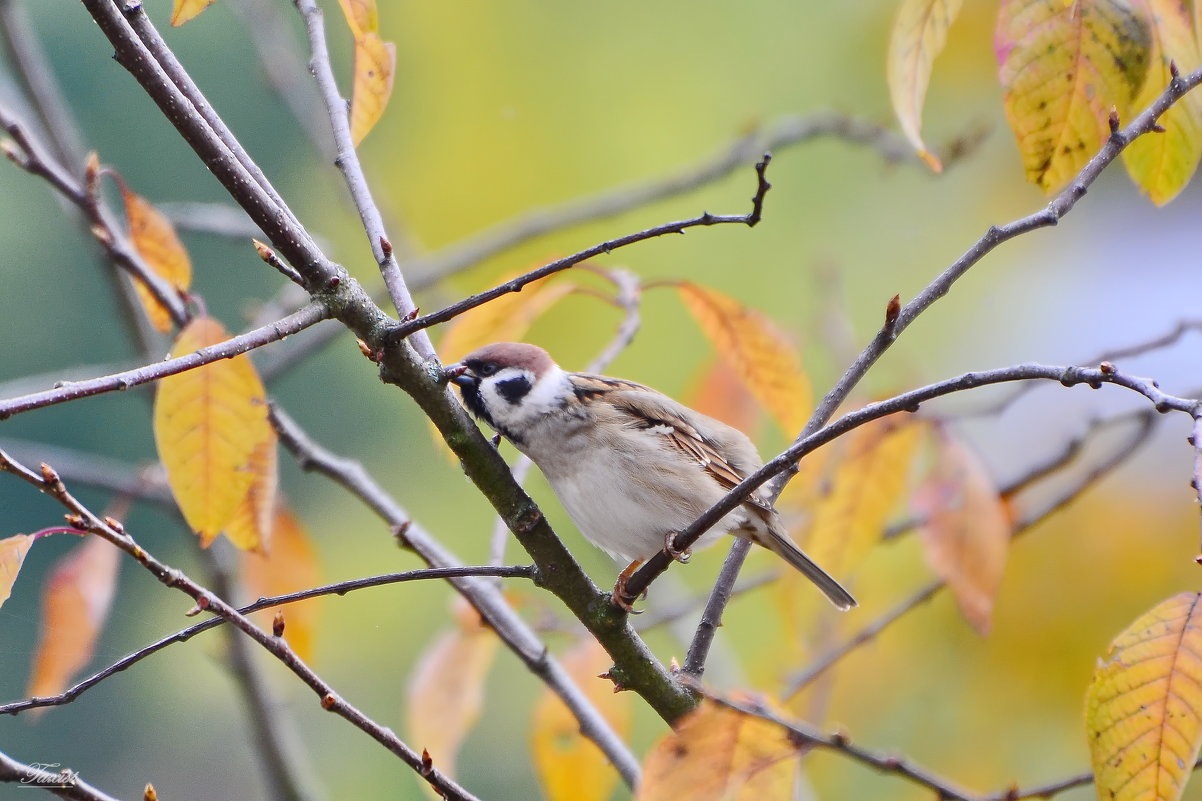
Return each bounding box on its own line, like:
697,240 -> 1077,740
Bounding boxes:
443,363 -> 476,388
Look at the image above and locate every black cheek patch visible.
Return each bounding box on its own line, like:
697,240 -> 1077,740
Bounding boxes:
496,375 -> 532,405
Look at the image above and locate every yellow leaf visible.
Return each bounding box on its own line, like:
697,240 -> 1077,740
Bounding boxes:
997,0 -> 1152,192
153,317 -> 273,546
676,283 -> 812,436
912,431 -> 1011,634
242,506 -> 321,663
531,638 -> 632,801
349,33 -> 396,146
27,536 -> 120,704
0,533 -> 36,609
338,0 -> 379,37
802,416 -> 923,579
171,0 -> 218,26
223,437 -> 279,553
886,0 -> 964,171
1085,593 -> 1202,801
1122,0 -> 1202,204
406,599 -> 499,790
121,186 -> 192,333
637,698 -> 799,801
438,277 -> 577,363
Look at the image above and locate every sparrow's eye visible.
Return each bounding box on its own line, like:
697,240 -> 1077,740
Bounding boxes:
476,363 -> 499,377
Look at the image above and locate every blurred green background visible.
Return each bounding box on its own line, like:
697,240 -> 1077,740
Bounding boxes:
2,1 -> 1202,799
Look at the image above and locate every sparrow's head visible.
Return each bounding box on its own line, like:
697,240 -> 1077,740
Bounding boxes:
445,343 -> 567,441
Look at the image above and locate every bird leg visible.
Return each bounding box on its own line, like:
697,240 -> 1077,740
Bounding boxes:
663,531 -> 691,564
611,560 -> 645,613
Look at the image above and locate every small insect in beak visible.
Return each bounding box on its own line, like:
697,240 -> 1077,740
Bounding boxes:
444,363 -> 476,388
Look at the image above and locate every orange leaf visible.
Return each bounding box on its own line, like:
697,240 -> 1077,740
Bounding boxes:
406,598 -> 499,788
338,0 -> 379,37
0,533 -> 36,609
886,0 -> 964,172
121,186 -> 192,333
802,416 -> 924,579
996,0 -> 1152,193
685,358 -> 761,435
26,535 -> 120,703
531,638 -> 632,801
349,33 -> 396,146
912,431 -> 1011,634
223,437 -> 279,553
1122,0 -> 1202,204
438,277 -> 577,363
637,698 -> 799,801
676,283 -> 812,436
242,506 -> 321,663
171,0 -> 218,26
1085,593 -> 1202,801
153,317 -> 274,546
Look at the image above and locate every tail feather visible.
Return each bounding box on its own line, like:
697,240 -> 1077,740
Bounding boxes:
761,528 -> 857,611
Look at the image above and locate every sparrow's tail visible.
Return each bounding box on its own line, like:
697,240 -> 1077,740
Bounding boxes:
760,527 -> 857,611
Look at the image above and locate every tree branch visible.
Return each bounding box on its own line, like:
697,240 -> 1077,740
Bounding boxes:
0,302 -> 330,420
0,449 -> 481,801
0,748 -> 121,801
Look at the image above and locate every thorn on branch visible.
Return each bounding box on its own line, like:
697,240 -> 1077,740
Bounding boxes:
883,293 -> 901,333
420,749 -> 434,776
1171,59 -> 1181,80
272,610 -> 286,637
1108,107 -> 1121,135
392,520 -> 412,548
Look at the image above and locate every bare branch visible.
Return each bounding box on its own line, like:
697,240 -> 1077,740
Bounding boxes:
0,302 -> 330,420
388,155 -> 773,342
695,688 -> 979,801
0,448 -> 481,801
293,0 -> 429,357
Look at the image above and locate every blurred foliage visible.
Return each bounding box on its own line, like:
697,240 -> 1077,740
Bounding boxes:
1,1 -> 1202,800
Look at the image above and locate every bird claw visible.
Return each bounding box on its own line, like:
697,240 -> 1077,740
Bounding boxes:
664,532 -> 691,564
611,560 -> 645,614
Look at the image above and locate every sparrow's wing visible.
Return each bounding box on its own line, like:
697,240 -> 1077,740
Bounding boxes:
569,374 -> 774,513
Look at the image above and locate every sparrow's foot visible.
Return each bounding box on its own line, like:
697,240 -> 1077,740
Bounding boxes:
664,532 -> 691,564
611,560 -> 645,613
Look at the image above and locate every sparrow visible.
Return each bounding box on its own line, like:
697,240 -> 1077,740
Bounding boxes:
445,342 -> 855,611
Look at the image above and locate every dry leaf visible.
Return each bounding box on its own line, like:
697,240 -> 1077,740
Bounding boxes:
676,282 -> 812,436
171,0 -> 218,26
0,533 -> 36,609
121,186 -> 192,332
1122,0 -> 1202,204
531,638 -> 632,801
337,0 -> 379,37
637,698 -> 799,800
912,432 -> 1011,634
153,317 -> 274,547
685,358 -> 761,435
223,437 -> 279,553
996,0 -> 1151,192
26,535 -> 120,704
886,0 -> 964,171
1085,593 -> 1202,801
349,33 -> 395,146
242,506 -> 321,663
406,598 -> 499,791
802,416 -> 924,579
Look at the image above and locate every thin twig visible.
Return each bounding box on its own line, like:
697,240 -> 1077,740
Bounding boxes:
388,155 -> 772,342
268,405 -> 643,786
666,65 -> 1202,676
0,449 -> 481,801
695,688 -> 979,801
0,302 -> 330,419
406,111 -> 980,285
294,0 -> 430,356
0,565 -> 534,717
